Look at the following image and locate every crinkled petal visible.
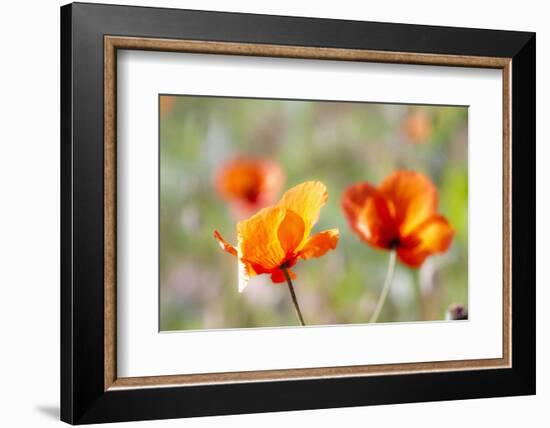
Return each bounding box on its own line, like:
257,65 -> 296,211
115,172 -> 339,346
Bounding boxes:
237,255 -> 257,292
237,206 -> 286,271
213,230 -> 237,256
277,209 -> 306,257
278,181 -> 328,236
379,171 -> 438,237
213,230 -> 256,292
397,215 -> 454,267
298,229 -> 339,260
341,182 -> 396,249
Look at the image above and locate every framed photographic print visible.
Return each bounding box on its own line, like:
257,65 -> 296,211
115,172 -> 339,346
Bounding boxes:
60,2 -> 535,424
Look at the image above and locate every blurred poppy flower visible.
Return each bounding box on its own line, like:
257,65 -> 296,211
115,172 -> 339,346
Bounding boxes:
214,181 -> 339,292
401,111 -> 433,144
160,96 -> 176,117
446,303 -> 468,320
215,157 -> 285,218
341,170 -> 454,268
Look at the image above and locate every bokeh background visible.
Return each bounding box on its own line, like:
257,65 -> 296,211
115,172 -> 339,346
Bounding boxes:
159,95 -> 468,331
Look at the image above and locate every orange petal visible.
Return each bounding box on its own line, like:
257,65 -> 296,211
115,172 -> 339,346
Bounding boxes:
397,215 -> 454,267
379,170 -> 438,237
277,181 -> 328,237
298,229 -> 339,260
237,206 -> 286,271
270,268 -> 296,283
341,182 -> 396,249
277,209 -> 306,256
213,230 -> 237,256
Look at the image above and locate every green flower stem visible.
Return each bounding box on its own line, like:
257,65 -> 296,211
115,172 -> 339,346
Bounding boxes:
413,272 -> 425,319
282,267 -> 306,326
369,250 -> 397,324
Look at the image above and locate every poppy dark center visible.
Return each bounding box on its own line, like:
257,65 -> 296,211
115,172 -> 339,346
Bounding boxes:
243,185 -> 260,203
388,237 -> 401,249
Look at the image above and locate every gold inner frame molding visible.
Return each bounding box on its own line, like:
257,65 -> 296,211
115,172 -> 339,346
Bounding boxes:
104,35 -> 512,391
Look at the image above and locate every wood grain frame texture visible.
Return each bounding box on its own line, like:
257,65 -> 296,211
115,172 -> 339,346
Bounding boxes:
104,36 -> 512,392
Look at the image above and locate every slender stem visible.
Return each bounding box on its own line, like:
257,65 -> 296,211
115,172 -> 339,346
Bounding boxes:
282,267 -> 306,326
369,250 -> 397,324
413,271 -> 425,319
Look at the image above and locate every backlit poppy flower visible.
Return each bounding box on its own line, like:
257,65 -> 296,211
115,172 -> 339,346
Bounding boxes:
341,170 -> 454,268
214,181 -> 339,325
401,111 -> 433,144
215,157 -> 285,218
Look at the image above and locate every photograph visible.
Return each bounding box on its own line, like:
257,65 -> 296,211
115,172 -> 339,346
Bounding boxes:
56,2 -> 536,424
159,95 -> 468,330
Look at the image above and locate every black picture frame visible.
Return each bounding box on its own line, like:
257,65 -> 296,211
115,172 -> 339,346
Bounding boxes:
61,2 -> 535,424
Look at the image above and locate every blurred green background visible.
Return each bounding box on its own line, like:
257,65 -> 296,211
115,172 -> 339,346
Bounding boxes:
160,95 -> 468,331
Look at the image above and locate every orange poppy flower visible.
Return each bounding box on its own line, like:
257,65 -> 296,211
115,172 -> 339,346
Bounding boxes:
401,111 -> 433,144
215,157 -> 285,218
160,95 -> 176,117
214,181 -> 339,292
341,171 -> 454,268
